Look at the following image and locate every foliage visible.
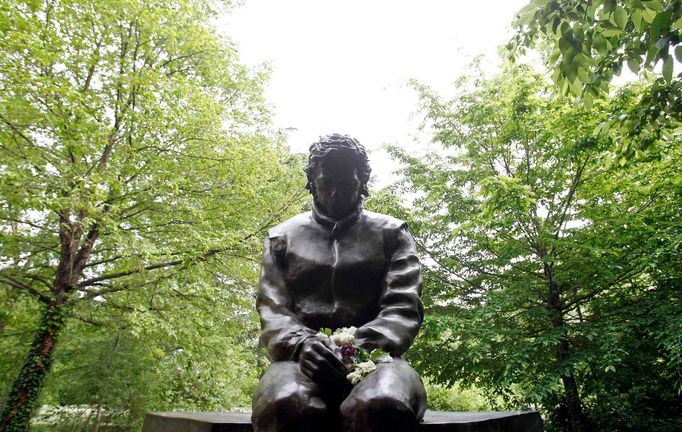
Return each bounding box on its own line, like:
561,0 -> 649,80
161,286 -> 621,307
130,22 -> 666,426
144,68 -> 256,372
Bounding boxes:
422,380 -> 490,412
509,0 -> 682,160
392,65 -> 682,431
0,0 -> 306,430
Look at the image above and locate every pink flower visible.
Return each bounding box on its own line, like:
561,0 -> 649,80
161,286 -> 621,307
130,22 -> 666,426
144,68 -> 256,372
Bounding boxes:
341,343 -> 356,360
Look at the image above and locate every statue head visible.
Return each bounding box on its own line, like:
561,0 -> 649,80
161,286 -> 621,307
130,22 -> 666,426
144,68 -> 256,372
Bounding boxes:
305,134 -> 371,219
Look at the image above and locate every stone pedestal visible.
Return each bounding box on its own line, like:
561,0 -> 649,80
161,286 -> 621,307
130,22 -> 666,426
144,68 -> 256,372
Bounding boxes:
143,410 -> 543,431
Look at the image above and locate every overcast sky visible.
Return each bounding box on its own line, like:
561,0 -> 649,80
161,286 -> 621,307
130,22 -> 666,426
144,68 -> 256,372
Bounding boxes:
218,0 -> 529,186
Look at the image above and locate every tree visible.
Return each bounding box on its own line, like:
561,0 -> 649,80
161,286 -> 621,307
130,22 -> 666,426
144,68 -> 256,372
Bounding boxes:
509,0 -> 681,161
391,66 -> 681,431
0,1 -> 305,430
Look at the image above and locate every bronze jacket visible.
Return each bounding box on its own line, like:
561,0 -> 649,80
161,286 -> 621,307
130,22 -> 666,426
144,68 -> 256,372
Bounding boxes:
257,202 -> 423,361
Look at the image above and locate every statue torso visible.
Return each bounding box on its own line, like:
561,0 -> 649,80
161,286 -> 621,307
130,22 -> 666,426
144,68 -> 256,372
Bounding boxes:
267,210 -> 404,331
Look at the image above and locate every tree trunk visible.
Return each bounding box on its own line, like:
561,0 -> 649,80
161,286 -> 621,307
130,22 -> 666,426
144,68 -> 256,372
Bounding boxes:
0,303 -> 66,432
93,402 -> 103,432
0,208 -> 98,432
560,363 -> 588,432
544,264 -> 589,432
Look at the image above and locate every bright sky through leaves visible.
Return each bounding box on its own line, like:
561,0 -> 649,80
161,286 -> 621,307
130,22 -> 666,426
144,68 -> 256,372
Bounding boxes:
219,0 -> 529,187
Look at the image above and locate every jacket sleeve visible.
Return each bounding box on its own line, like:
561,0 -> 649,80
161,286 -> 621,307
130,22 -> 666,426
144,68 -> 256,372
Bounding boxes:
355,223 -> 424,356
256,235 -> 317,361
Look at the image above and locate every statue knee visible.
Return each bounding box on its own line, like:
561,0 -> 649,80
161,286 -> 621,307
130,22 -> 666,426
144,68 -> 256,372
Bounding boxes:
253,386 -> 329,432
340,393 -> 417,432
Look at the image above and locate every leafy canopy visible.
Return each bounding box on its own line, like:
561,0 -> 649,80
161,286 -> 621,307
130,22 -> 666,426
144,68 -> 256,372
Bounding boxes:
0,0 -> 306,429
393,64 -> 682,431
509,0 -> 681,161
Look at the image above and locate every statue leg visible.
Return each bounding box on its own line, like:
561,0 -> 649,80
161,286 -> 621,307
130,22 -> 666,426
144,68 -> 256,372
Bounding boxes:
339,358 -> 426,432
251,361 -> 333,432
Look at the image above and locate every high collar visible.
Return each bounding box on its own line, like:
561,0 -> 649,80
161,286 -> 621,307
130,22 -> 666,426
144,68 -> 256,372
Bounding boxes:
311,199 -> 363,238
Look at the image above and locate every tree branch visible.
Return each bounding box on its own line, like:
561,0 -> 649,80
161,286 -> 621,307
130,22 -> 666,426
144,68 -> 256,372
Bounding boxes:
553,153 -> 591,240
78,284 -> 130,301
0,113 -> 36,147
0,274 -> 51,303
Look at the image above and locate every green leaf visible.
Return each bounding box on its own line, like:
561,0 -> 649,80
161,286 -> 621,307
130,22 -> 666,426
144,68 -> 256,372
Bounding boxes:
650,11 -> 672,41
627,58 -> 641,74
560,22 -> 572,38
614,7 -> 628,29
645,42 -> 659,65
514,3 -> 538,26
662,54 -> 673,84
570,76 -> 583,95
356,349 -> 370,362
574,53 -> 588,67
552,16 -> 561,34
642,7 -> 657,23
632,9 -> 644,30
369,348 -> 393,363
602,27 -> 624,37
642,1 -> 663,12
674,16 -> 682,30
655,36 -> 671,50
675,46 -> 682,63
593,33 -> 608,55
559,37 -> 573,54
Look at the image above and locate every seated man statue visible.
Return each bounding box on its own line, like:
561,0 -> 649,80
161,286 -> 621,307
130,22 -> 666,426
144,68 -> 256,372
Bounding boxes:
251,134 -> 427,432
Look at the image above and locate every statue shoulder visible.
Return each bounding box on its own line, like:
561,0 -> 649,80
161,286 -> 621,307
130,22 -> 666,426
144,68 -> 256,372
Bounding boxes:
361,210 -> 408,232
267,212 -> 313,239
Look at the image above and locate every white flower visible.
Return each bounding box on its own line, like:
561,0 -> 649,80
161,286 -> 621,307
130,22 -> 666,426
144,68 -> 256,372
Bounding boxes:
331,326 -> 357,346
347,370 -> 363,385
355,361 -> 377,375
346,360 -> 378,385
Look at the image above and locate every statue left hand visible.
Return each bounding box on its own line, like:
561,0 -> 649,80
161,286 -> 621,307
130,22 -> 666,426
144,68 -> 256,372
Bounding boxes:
298,336 -> 350,391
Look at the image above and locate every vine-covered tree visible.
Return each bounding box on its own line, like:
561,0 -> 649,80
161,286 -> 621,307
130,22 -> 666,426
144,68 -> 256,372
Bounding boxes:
0,1 -> 304,430
394,66 -> 681,431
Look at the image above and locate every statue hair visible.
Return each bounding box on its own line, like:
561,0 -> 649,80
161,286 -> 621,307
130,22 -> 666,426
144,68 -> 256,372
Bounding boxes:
305,133 -> 371,197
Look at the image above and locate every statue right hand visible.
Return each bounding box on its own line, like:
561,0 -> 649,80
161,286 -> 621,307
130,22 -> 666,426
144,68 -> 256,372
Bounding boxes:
299,336 -> 349,390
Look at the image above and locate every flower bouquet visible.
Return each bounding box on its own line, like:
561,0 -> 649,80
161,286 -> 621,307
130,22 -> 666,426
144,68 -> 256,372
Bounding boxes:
317,326 -> 392,385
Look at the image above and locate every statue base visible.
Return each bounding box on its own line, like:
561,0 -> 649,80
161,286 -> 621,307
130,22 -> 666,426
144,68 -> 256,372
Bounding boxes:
143,410 -> 543,431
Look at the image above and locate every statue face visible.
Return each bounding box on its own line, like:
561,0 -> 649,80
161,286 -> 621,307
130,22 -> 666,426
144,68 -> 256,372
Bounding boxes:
312,162 -> 361,219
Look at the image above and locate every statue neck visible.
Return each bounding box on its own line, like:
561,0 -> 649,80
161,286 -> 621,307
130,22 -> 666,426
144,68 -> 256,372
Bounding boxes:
311,198 -> 363,237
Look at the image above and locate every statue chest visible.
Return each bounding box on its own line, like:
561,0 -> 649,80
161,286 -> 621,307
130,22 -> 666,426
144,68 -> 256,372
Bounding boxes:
280,222 -> 389,327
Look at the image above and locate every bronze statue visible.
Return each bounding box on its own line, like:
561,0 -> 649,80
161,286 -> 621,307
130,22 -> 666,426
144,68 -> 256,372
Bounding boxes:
251,134 -> 426,432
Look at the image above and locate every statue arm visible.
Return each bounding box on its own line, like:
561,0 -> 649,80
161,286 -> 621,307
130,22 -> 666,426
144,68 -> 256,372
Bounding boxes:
355,223 -> 424,356
256,235 -> 316,361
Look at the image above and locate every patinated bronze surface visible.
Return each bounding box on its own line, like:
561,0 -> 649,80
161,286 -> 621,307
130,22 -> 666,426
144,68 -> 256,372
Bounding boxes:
251,134 -> 426,432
